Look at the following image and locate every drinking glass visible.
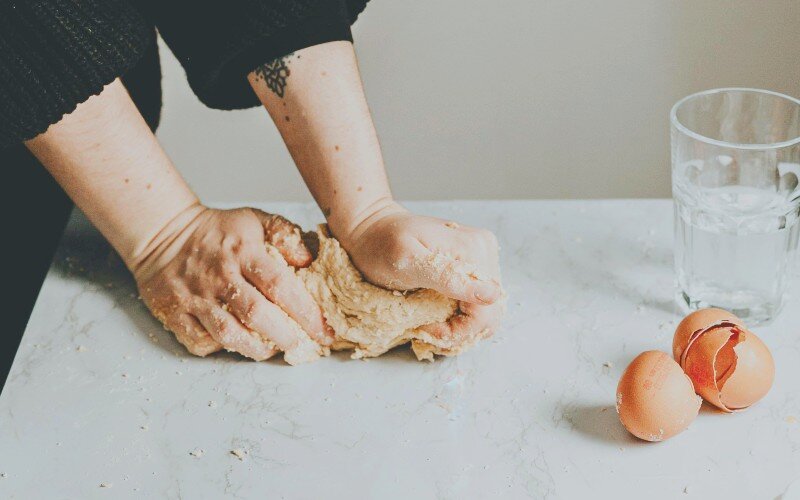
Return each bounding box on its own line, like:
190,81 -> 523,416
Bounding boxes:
671,88 -> 800,324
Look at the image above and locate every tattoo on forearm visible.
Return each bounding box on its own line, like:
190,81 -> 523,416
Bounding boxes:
253,53 -> 294,98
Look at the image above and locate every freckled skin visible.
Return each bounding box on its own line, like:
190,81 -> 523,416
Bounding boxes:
243,41 -> 506,344
136,208 -> 333,362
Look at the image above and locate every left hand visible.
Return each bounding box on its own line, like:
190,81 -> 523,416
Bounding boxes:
332,200 -> 505,343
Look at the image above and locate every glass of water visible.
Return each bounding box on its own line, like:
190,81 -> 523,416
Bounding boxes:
671,88 -> 800,324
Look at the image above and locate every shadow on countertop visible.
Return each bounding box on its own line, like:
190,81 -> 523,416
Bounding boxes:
561,403 -> 648,447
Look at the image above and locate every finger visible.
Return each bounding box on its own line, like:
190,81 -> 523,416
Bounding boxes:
420,300 -> 505,347
221,280 -> 323,365
402,240 -> 503,305
165,312 -> 223,357
242,251 -> 334,346
251,210 -> 312,268
189,299 -> 276,361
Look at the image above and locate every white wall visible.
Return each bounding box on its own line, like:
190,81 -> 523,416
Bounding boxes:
155,0 -> 800,203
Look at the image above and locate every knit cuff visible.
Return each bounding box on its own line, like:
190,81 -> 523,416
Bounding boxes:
0,1 -> 153,147
188,18 -> 354,110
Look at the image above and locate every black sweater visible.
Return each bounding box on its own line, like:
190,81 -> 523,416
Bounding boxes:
0,0 -> 370,148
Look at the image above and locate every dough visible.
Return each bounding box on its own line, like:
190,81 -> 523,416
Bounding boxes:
290,226 -> 481,361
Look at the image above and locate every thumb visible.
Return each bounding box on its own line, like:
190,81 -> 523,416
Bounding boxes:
251,210 -> 312,268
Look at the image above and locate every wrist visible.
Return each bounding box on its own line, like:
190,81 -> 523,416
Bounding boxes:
327,196 -> 407,251
126,202 -> 208,281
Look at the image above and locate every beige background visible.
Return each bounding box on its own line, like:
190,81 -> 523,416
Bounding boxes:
155,0 -> 800,203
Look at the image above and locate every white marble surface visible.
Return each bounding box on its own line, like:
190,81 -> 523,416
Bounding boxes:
2,200 -> 800,499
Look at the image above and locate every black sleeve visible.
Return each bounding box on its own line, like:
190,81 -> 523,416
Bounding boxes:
0,0 -> 153,148
146,0 -> 371,110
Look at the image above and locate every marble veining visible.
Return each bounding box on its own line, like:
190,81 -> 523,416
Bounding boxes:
1,200 -> 800,499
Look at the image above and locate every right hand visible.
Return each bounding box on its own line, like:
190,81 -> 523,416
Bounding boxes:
333,200 -> 505,346
131,205 -> 332,364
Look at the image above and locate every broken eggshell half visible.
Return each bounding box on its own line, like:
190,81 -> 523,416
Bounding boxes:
674,309 -> 775,412
672,307 -> 745,366
616,350 -> 702,441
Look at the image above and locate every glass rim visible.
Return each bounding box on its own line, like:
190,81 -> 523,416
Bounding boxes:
670,87 -> 800,150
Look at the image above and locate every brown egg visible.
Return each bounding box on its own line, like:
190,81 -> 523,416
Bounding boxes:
673,308 -> 775,412
616,350 -> 701,441
672,308 -> 745,365
681,323 -> 774,412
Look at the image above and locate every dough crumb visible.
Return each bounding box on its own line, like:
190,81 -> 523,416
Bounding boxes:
189,449 -> 205,458
76,345 -> 87,352
230,449 -> 247,461
99,482 -> 112,488
208,400 -> 217,408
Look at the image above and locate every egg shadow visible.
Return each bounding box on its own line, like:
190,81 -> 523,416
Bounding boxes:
563,403 -> 647,447
698,401 -> 728,415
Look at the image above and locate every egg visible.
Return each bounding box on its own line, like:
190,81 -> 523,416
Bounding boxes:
616,350 -> 701,441
674,308 -> 775,412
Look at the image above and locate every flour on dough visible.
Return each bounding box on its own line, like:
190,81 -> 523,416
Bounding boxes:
295,226 -> 481,361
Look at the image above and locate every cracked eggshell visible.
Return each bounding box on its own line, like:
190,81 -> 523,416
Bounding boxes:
672,308 -> 745,365
616,350 -> 701,442
682,325 -> 774,412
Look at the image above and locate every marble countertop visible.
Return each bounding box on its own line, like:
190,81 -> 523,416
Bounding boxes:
2,200 -> 800,499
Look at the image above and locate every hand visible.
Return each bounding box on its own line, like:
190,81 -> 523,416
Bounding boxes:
131,205 -> 333,364
333,199 -> 505,344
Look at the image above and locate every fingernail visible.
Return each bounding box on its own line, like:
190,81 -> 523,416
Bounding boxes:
474,281 -> 500,304
474,294 -> 491,304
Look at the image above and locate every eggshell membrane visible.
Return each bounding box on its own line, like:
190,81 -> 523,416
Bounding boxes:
682,326 -> 740,412
672,308 -> 745,365
681,325 -> 774,412
616,351 -> 701,441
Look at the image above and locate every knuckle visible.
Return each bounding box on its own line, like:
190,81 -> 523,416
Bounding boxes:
221,234 -> 244,254
217,263 -> 240,282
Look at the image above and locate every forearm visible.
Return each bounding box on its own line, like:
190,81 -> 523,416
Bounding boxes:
25,79 -> 200,270
247,41 -> 395,241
